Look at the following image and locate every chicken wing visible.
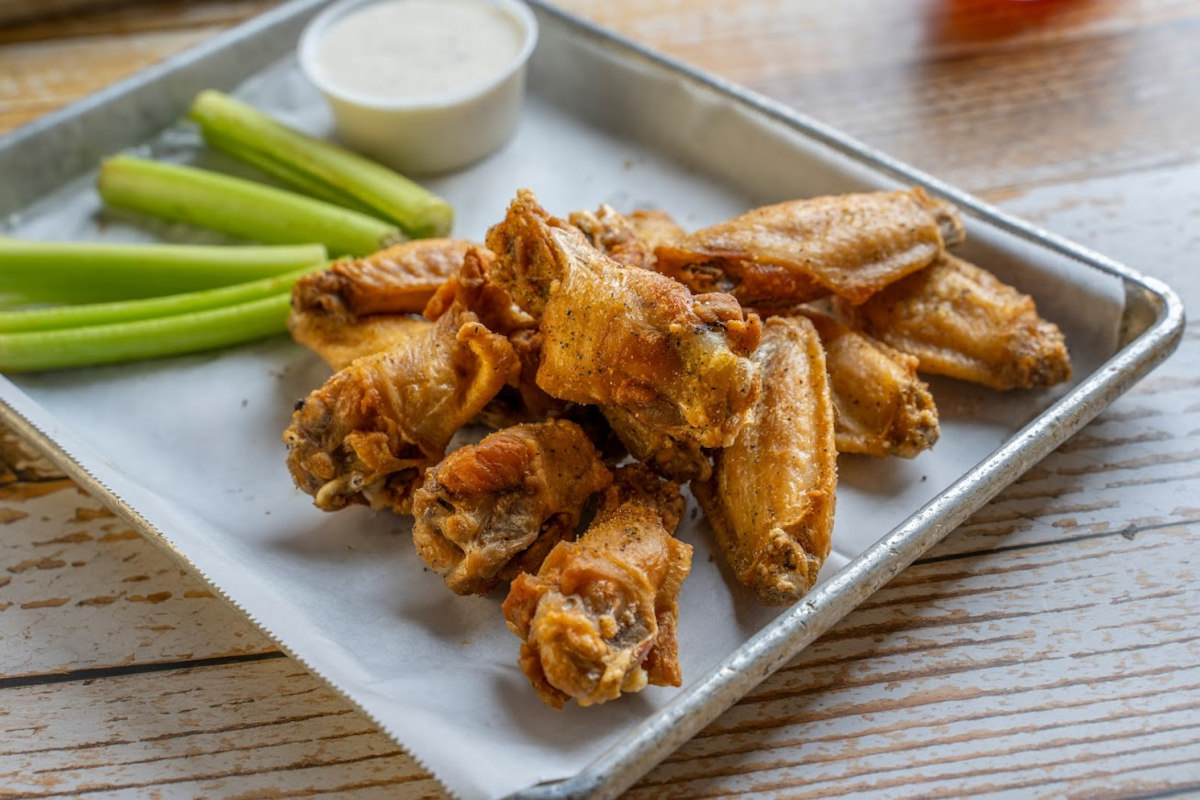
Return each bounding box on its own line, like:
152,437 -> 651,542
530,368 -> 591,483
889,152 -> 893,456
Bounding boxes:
797,307 -> 939,458
568,204 -> 655,269
694,315 -> 837,605
486,189 -> 762,453
600,404 -> 711,482
421,248 -> 567,427
833,254 -> 1072,391
502,464 -> 692,708
289,239 -> 474,369
627,208 -> 686,252
411,419 -> 613,595
654,188 -> 965,310
283,260 -> 519,515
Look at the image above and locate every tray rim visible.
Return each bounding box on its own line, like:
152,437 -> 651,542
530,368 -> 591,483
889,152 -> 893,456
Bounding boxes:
0,2 -> 1186,799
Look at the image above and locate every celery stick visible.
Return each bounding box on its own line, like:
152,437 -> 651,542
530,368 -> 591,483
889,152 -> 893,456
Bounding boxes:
98,156 -> 405,257
0,264 -> 318,333
189,90 -> 454,239
0,293 -> 293,372
202,128 -> 379,216
0,238 -> 325,303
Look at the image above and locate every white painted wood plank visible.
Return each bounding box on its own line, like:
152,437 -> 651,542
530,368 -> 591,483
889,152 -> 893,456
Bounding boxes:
631,524 -> 1200,798
0,658 -> 446,799
0,481 -> 274,678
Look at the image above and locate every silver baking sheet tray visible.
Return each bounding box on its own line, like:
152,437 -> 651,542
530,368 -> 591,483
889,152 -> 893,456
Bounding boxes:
0,2 -> 1184,798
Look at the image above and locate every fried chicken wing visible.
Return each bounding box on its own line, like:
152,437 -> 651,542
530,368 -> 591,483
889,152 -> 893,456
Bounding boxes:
289,239 -> 474,369
833,254 -> 1072,391
654,188 -> 965,309
568,204 -> 655,269
486,189 -> 762,453
411,420 -> 613,595
627,209 -> 686,252
283,266 -> 519,515
289,313 -> 432,373
421,248 -> 567,427
298,238 -> 474,317
694,316 -> 837,605
502,464 -> 692,708
797,307 -> 939,458
600,404 -> 711,482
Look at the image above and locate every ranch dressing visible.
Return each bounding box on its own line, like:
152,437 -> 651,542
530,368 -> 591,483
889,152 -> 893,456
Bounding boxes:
315,0 -> 525,102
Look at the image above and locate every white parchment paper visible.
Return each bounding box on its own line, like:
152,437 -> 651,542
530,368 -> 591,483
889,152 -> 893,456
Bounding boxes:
1,27 -> 1124,800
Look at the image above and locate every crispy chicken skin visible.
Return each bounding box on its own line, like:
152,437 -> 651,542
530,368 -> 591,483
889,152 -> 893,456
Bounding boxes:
502,464 -> 692,708
568,204 -> 656,269
833,254 -> 1072,391
423,249 -> 568,427
627,209 -> 686,252
289,313 -> 432,373
694,316 -> 837,605
282,262 -> 519,515
421,247 -> 531,335
654,188 -> 965,309
567,205 -> 688,271
600,404 -> 711,482
297,238 -> 474,317
289,239 -> 474,369
486,189 -> 762,451
797,307 -> 939,458
411,420 -> 613,595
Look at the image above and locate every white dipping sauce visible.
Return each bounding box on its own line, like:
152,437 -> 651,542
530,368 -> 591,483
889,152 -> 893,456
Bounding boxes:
315,0 -> 525,102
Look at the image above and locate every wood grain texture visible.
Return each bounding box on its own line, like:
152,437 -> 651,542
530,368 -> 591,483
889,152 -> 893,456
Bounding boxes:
1,0 -> 1199,797
554,0 -> 1200,198
0,1 -> 281,132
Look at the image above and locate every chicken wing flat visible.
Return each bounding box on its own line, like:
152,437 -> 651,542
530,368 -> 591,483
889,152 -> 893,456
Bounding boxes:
486,189 -> 762,452
298,238 -> 474,317
797,307 -> 939,458
694,316 -> 837,605
289,313 -> 431,373
654,188 -> 965,309
411,419 -> 613,595
283,268 -> 519,515
502,464 -> 692,708
833,254 -> 1072,391
289,238 -> 474,369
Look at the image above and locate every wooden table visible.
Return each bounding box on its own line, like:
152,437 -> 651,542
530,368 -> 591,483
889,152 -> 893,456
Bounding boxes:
2,1 -> 1198,797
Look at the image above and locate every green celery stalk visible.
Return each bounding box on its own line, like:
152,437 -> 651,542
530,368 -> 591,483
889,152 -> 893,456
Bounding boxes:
0,238 -> 325,303
201,128 -> 379,216
0,264 -> 318,333
98,156 -> 405,257
189,90 -> 454,239
0,292 -> 293,372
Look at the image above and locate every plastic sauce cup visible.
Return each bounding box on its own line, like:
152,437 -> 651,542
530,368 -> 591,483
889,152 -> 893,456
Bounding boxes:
299,0 -> 538,175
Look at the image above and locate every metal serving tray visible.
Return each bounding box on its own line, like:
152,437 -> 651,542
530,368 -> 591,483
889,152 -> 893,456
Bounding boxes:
0,2 -> 1184,798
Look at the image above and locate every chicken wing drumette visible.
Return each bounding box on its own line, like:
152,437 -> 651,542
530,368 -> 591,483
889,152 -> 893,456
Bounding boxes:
654,188 -> 965,311
502,464 -> 692,708
283,251 -> 519,515
694,315 -> 838,605
411,419 -> 613,595
833,253 -> 1072,391
486,190 -> 762,475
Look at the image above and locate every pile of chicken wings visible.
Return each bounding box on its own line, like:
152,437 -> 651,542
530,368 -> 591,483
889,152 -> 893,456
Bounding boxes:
282,187 -> 1071,708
